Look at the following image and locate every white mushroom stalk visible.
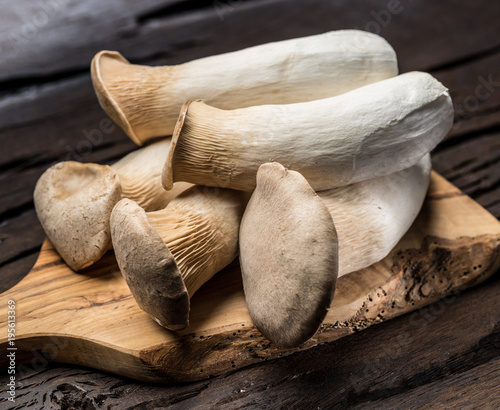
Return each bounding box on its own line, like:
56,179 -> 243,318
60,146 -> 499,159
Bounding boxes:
112,139 -> 191,210
34,139 -> 191,271
239,158 -> 431,347
320,154 -> 432,276
163,72 -> 453,192
110,187 -> 247,330
91,30 -> 398,145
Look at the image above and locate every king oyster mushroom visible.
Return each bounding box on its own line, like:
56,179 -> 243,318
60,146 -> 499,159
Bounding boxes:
239,157 -> 431,347
34,139 -> 191,271
91,30 -> 397,145
110,186 -> 247,330
239,163 -> 339,348
162,72 -> 452,192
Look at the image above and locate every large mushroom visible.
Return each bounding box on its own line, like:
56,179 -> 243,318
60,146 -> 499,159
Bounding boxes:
239,157 -> 431,347
239,163 -> 339,348
34,139 -> 191,271
91,30 -> 397,145
162,72 -> 452,192
110,186 -> 247,330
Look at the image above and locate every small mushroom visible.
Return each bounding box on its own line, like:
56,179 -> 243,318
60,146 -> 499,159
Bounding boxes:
91,30 -> 397,145
34,139 -> 191,271
239,163 -> 339,348
239,157 -> 431,347
110,186 -> 247,330
162,72 -> 452,192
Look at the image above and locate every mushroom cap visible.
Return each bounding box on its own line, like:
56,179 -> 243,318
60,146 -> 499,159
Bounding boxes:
34,161 -> 122,271
110,198 -> 189,330
162,100 -> 196,191
239,162 -> 338,347
91,51 -> 142,145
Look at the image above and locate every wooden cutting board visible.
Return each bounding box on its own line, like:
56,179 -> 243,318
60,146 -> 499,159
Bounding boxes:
1,172 -> 499,382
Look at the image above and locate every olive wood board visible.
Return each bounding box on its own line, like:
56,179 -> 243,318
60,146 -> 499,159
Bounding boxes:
1,171 -> 499,383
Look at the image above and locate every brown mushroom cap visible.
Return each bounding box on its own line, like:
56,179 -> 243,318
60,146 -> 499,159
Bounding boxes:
34,161 -> 122,271
239,162 -> 338,347
91,51 -> 143,145
110,198 -> 189,330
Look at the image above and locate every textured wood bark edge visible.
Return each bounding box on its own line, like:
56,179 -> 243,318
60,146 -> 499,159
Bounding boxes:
321,234 -> 500,334
137,234 -> 500,382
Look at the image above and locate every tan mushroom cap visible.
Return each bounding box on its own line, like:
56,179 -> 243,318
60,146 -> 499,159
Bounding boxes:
34,161 -> 122,271
91,51 -> 143,145
239,162 -> 338,348
110,199 -> 189,330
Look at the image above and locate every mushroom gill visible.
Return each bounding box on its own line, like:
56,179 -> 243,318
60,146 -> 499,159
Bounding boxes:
110,186 -> 247,330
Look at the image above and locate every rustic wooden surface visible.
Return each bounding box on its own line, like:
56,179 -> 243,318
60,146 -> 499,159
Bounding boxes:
0,0 -> 499,408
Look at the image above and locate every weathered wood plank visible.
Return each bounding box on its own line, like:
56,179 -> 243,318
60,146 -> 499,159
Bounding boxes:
0,0 -> 182,81
1,0 -> 500,406
353,358 -> 500,409
0,209 -> 44,267
2,0 -> 500,82
432,133 -> 500,218
434,51 -> 500,142
1,275 -> 498,408
0,253 -> 38,294
0,80 -> 135,168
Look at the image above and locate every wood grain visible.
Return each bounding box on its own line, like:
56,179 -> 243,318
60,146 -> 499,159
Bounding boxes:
1,0 -> 500,406
3,267 -> 500,408
353,358 -> 500,409
2,0 -> 500,80
1,172 -> 499,383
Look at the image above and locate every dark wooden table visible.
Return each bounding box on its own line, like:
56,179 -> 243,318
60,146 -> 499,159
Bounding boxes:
1,1 -> 499,408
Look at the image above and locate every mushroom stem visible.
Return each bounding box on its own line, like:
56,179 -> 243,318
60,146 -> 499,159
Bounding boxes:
319,154 -> 432,277
91,30 -> 397,145
34,139 -> 191,271
110,187 -> 247,330
163,72 -> 453,192
111,139 -> 191,211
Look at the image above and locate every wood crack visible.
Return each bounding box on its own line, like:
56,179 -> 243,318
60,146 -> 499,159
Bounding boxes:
0,141 -> 128,180
0,201 -> 35,225
442,154 -> 500,184
466,178 -> 500,200
435,123 -> 500,153
0,68 -> 88,98
137,0 -> 225,24
428,42 -> 500,73
340,326 -> 500,408
0,246 -> 41,270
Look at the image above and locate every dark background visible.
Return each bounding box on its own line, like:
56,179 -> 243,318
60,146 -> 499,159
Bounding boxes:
0,0 -> 499,408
